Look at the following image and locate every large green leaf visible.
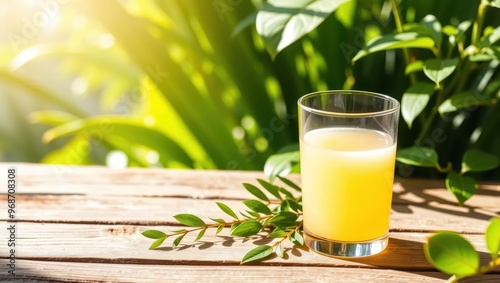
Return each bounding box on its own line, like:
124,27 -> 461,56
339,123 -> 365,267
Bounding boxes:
40,135 -> 92,165
396,147 -> 439,167
461,149 -> 499,173
423,58 -> 459,86
401,83 -> 436,128
405,60 -> 425,75
446,170 -> 478,206
486,217 -> 500,260
438,91 -> 498,114
42,117 -> 193,168
9,45 -> 139,82
424,231 -> 480,276
29,110 -> 80,126
352,32 -> 435,62
0,69 -> 85,116
256,0 -> 350,59
77,1 -> 252,169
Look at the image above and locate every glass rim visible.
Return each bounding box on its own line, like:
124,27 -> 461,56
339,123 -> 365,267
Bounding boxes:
297,90 -> 400,117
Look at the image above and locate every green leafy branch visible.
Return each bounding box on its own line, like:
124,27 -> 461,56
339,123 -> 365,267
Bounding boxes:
142,175 -> 500,282
142,177 -> 304,263
354,1 -> 500,206
425,217 -> 500,282
397,147 -> 499,205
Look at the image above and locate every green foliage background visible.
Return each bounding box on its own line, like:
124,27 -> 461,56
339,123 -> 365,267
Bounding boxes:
0,0 -> 498,179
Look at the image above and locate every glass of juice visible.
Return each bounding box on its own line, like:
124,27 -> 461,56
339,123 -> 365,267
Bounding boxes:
298,90 -> 400,257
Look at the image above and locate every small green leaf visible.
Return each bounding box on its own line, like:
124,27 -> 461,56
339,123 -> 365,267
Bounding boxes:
456,21 -> 472,37
276,243 -> 285,258
269,229 -> 288,238
245,210 -> 262,218
438,91 -> 496,114
424,231 -> 480,276
278,187 -> 294,199
479,26 -> 500,48
172,234 -> 186,249
423,58 -> 459,86
257,179 -> 282,200
256,0 -> 350,59
173,214 -> 206,227
277,201 -> 291,212
421,15 -> 442,47
240,211 -> 254,219
195,229 -> 206,242
286,199 -> 302,212
446,171 -> 478,206
405,60 -> 425,74
171,229 -> 187,233
216,202 -> 239,220
291,231 -> 304,246
442,25 -> 457,36
396,147 -> 439,167
401,83 -> 436,128
270,212 -> 299,228
264,146 -> 300,181
277,176 -> 302,192
216,224 -> 224,236
487,0 -> 500,8
243,183 -> 270,202
352,32 -> 435,62
142,230 -> 167,239
209,217 -> 225,224
241,245 -> 273,264
149,237 -> 166,250
485,217 -> 500,260
231,220 -> 263,237
461,149 -> 499,173
243,200 -> 273,215
262,217 -> 272,229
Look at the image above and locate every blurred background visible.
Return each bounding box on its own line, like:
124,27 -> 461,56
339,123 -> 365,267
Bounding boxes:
0,0 -> 498,179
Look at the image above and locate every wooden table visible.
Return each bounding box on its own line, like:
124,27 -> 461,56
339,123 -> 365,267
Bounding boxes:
0,163 -> 499,282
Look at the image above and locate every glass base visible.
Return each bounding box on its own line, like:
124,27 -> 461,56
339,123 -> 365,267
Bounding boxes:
304,229 -> 388,258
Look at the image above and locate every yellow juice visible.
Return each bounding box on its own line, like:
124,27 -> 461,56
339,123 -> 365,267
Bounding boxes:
300,127 -> 396,242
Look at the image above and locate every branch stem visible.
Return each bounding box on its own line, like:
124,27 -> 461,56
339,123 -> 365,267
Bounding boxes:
389,0 -> 417,84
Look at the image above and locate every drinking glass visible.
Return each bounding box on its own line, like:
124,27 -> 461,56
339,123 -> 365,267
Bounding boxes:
298,90 -> 400,257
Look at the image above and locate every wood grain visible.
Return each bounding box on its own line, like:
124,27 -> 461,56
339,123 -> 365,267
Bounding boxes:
0,163 -> 499,282
0,260 -> 458,283
0,193 -> 495,233
1,222 -> 497,271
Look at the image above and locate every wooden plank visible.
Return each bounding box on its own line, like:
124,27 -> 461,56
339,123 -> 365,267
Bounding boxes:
0,260 -> 466,283
1,194 -> 495,233
1,222 -> 495,271
3,163 -> 499,208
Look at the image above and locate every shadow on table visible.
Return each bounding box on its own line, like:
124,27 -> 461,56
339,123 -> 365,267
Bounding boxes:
392,179 -> 499,222
340,237 -> 497,281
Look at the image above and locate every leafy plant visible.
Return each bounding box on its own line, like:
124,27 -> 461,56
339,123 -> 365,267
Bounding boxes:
142,176 -> 304,263
256,0 -> 500,204
397,147 -> 499,205
424,217 -> 500,282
